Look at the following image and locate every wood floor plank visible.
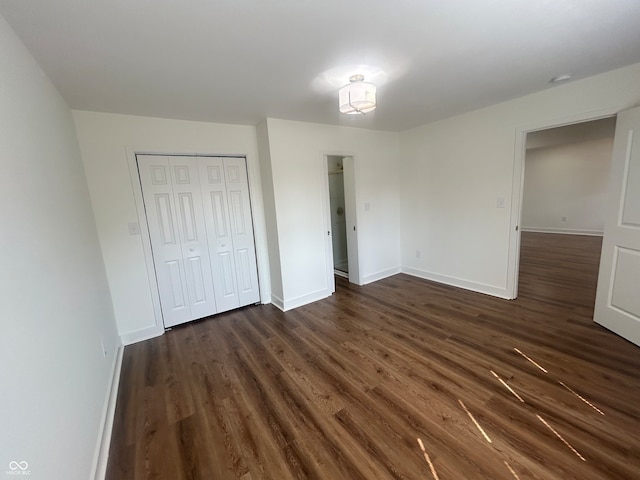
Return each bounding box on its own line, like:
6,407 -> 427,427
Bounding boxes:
133,384 -> 178,479
107,232 -> 640,479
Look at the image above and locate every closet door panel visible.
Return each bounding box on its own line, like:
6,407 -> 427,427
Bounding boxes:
169,157 -> 218,320
199,157 -> 240,313
224,157 -> 260,305
165,260 -> 187,310
138,155 -> 191,327
139,154 -> 260,328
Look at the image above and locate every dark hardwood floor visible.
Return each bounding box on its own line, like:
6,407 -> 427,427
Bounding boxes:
106,232 -> 640,479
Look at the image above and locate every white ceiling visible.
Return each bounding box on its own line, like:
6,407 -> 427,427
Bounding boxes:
1,0 -> 640,132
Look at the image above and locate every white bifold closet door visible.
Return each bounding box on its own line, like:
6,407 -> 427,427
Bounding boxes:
138,155 -> 260,328
199,157 -> 260,310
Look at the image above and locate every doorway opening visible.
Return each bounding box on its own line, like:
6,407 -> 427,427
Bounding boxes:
322,153 -> 360,291
327,155 -> 349,278
516,117 -> 616,302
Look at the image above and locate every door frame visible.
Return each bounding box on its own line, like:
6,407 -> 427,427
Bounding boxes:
126,149 -> 267,333
507,106 -> 622,299
321,152 -> 362,293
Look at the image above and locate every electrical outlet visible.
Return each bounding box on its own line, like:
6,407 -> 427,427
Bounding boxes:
561,216 -> 567,222
416,250 -> 421,258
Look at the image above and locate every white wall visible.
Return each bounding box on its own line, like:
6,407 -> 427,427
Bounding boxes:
400,63 -> 640,298
522,138 -> 613,235
261,118 -> 401,310
73,111 -> 270,344
256,120 -> 283,302
0,15 -> 119,480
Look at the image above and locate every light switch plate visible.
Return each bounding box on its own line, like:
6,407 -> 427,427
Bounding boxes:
128,222 -> 141,235
496,197 -> 506,208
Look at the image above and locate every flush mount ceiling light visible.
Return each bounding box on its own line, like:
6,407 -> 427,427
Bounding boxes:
339,74 -> 376,115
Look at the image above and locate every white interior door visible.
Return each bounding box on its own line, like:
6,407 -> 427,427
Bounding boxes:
594,106 -> 640,347
199,156 -> 260,313
198,157 -> 241,313
222,157 -> 261,306
343,156 -> 361,285
138,155 -> 218,327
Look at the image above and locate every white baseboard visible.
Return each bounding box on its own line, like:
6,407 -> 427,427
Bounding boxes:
272,288 -> 332,311
401,266 -> 511,299
120,324 -> 164,346
334,269 -> 349,279
91,344 -> 124,480
521,226 -> 604,236
271,293 -> 285,311
362,266 -> 401,285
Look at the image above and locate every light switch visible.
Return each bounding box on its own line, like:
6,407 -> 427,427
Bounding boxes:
496,197 -> 506,209
128,222 -> 141,235
364,202 -> 370,211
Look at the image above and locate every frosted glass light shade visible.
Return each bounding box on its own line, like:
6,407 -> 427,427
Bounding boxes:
339,76 -> 376,114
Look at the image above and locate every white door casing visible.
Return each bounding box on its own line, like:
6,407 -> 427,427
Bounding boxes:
322,156 -> 336,294
594,106 -> 640,347
508,108 -> 620,300
138,155 -> 217,327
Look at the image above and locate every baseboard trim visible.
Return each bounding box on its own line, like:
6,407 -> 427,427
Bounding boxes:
334,269 -> 349,279
362,266 -> 401,285
91,344 -> 124,480
401,266 -> 511,299
521,226 -> 604,236
120,324 -> 164,346
271,293 -> 285,311
283,288 -> 332,311
273,288 -> 331,311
